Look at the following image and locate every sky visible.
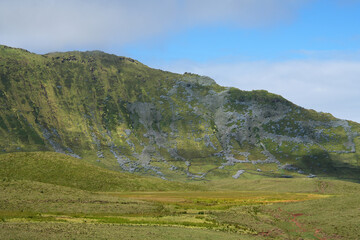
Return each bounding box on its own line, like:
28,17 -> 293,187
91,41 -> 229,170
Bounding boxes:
1,0 -> 360,122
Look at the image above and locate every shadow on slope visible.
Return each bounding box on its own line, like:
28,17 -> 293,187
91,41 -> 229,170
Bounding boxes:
297,150 -> 360,182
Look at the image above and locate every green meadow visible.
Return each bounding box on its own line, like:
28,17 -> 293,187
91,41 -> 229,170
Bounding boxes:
1,152 -> 360,239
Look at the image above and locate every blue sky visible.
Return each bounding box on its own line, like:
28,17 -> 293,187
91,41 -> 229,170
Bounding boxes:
118,0 -> 360,62
1,0 -> 360,122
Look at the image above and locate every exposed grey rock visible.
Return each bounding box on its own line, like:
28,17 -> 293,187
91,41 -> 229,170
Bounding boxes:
67,153 -> 81,159
182,74 -> 217,86
126,139 -> 135,149
97,151 -> 104,158
124,129 -> 131,136
127,102 -> 162,130
169,165 -> 178,171
40,125 -> 81,159
251,159 -> 279,165
109,143 -> 138,173
280,164 -> 298,171
204,134 -> 217,150
232,170 -> 245,179
168,148 -> 185,161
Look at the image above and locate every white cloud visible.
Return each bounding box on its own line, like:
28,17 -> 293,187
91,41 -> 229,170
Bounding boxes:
182,0 -> 308,27
157,60 -> 360,122
0,0 -> 310,52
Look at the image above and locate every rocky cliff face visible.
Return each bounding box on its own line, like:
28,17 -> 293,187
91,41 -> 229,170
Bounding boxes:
1,45 -> 359,180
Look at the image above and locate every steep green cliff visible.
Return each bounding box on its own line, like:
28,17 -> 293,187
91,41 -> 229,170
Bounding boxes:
1,45 -> 359,180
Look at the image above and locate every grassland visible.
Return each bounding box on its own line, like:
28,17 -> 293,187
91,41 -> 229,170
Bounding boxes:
1,152 -> 360,239
0,152 -> 201,192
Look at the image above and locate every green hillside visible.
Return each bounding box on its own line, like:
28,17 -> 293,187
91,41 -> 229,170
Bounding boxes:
0,152 -> 200,191
0,44 -> 360,181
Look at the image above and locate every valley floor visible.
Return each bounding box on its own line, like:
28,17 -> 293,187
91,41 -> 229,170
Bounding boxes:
1,178 -> 360,239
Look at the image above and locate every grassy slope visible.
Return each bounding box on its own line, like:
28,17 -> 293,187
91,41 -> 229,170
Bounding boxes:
0,180 -> 160,216
0,45 -> 179,162
0,152 -> 201,191
200,178 -> 360,193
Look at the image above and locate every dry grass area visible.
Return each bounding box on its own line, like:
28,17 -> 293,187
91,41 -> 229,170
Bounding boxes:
111,191 -> 329,209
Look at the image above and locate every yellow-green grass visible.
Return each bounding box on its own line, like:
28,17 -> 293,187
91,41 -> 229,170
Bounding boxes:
110,191 -> 329,210
264,193 -> 360,239
0,180 -> 330,239
213,192 -> 360,239
0,222 -> 260,240
198,177 -> 360,194
1,151 -> 360,239
0,177 -> 327,239
0,152 -> 202,192
1,178 -> 359,239
0,180 -> 160,216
